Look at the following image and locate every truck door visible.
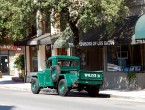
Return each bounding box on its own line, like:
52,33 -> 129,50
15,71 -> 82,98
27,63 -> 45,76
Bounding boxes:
44,60 -> 54,86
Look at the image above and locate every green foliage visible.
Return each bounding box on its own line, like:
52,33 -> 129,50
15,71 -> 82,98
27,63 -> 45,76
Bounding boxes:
14,54 -> 25,80
14,54 -> 25,70
0,0 -> 52,44
0,0 -> 35,42
52,0 -> 129,47
127,71 -> 136,84
0,0 -> 129,46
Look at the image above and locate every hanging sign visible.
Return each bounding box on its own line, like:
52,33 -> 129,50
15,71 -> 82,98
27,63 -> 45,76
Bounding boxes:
69,40 -> 115,47
79,40 -> 115,46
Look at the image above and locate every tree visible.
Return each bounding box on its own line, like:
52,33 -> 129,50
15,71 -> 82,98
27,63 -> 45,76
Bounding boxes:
0,0 -> 52,44
52,0 -> 128,55
0,0 -> 34,44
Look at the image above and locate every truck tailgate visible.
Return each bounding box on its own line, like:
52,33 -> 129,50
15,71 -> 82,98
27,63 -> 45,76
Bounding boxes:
78,70 -> 103,81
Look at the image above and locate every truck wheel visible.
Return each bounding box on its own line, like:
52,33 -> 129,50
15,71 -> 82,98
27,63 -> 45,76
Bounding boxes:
88,86 -> 99,97
50,65 -> 61,82
31,77 -> 41,94
58,79 -> 70,96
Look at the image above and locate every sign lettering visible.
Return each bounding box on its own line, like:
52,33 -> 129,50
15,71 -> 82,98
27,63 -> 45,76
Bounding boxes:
84,74 -> 97,78
69,40 -> 115,47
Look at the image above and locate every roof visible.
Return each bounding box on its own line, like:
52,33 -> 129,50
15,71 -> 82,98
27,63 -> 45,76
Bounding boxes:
48,55 -> 80,60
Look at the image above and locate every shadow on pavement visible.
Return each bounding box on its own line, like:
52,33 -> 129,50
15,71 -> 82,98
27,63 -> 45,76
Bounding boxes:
0,76 -> 24,85
40,89 -> 111,98
0,80 -> 23,85
68,91 -> 110,98
0,105 -> 16,110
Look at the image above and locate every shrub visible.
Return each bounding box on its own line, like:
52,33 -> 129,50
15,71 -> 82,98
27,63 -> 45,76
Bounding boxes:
127,71 -> 136,84
14,54 -> 25,80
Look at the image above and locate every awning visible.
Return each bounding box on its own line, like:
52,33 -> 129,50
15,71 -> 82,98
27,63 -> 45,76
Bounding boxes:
135,14 -> 145,39
27,33 -> 51,45
14,33 -> 60,46
53,33 -> 73,48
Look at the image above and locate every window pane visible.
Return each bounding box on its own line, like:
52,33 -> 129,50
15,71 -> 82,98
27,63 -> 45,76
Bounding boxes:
107,45 -> 142,72
30,46 -> 38,72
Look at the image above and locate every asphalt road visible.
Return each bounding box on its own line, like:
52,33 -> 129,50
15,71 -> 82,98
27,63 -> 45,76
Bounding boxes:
0,89 -> 145,110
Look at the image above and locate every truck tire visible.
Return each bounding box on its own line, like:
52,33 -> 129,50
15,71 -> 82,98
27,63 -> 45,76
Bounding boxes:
87,86 -> 99,97
50,65 -> 61,82
31,77 -> 41,94
58,79 -> 70,96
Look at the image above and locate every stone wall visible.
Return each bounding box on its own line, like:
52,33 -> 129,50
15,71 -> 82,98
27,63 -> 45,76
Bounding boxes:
103,72 -> 145,90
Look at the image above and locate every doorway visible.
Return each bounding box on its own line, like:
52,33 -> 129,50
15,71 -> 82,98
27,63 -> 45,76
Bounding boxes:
0,55 -> 9,74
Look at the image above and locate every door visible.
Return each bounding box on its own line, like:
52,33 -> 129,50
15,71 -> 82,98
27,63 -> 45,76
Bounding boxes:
0,55 -> 9,74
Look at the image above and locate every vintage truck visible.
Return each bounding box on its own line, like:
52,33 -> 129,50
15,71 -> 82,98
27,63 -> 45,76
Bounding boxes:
30,55 -> 103,97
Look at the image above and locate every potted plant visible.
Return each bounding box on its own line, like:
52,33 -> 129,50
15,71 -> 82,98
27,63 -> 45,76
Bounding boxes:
14,54 -> 25,81
0,71 -> 2,78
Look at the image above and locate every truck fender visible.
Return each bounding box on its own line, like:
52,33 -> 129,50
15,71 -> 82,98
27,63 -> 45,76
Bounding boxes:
58,74 -> 77,88
30,73 -> 38,83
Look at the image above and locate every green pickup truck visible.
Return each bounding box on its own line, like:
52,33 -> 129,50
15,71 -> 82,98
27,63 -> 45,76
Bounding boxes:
30,55 -> 103,97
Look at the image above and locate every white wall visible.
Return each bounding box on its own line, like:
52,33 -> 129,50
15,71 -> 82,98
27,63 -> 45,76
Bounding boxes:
51,47 -> 56,56
67,48 -> 71,56
25,46 -> 30,73
38,45 -> 46,71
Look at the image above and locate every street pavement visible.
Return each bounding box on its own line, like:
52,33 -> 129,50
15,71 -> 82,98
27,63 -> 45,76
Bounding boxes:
0,75 -> 145,102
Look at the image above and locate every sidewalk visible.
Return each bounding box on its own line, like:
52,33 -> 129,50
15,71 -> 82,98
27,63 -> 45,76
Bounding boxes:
0,75 -> 31,91
1,75 -> 145,101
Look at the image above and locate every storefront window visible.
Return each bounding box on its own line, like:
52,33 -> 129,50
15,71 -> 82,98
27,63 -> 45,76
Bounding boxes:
107,45 -> 143,72
30,46 -> 38,72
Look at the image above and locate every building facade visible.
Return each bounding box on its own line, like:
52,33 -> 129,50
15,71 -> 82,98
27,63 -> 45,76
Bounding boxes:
16,0 -> 145,90
0,45 -> 24,76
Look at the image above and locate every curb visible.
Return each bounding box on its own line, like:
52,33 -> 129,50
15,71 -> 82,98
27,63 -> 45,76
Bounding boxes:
110,94 -> 145,102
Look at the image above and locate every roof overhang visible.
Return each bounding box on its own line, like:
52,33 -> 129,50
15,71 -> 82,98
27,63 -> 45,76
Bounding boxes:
27,33 -> 51,45
14,33 -> 60,46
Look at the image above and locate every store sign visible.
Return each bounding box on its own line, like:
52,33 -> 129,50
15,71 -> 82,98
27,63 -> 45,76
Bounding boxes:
69,40 -> 115,47
79,40 -> 115,46
0,45 -> 18,50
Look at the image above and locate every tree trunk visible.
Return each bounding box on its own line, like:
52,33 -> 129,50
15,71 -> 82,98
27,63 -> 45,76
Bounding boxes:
69,20 -> 80,56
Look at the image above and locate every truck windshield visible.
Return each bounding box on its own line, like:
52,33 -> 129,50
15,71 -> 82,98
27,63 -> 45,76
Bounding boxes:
57,60 -> 79,67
